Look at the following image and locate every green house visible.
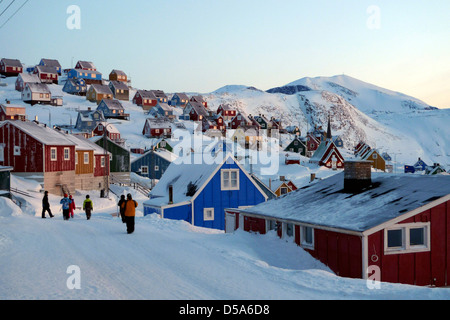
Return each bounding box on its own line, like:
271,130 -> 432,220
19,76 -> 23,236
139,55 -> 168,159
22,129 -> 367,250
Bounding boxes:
284,136 -> 307,156
91,136 -> 131,183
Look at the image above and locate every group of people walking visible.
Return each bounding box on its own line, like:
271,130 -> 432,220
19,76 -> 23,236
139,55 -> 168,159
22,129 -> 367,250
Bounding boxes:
41,191 -> 137,234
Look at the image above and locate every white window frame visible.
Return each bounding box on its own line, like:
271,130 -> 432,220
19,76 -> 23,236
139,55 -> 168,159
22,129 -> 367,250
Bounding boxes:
154,165 -> 159,171
14,146 -> 21,156
221,169 -> 240,191
300,226 -> 314,250
64,147 -> 70,160
384,222 -> 430,255
101,156 -> 105,168
203,208 -> 214,221
141,166 -> 148,175
50,147 -> 57,161
84,152 -> 89,164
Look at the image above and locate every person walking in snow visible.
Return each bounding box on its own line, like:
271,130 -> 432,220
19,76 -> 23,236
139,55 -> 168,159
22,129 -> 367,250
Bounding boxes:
60,194 -> 71,220
41,191 -> 54,218
68,195 -> 76,219
83,195 -> 93,220
121,193 -> 137,234
118,194 -> 126,223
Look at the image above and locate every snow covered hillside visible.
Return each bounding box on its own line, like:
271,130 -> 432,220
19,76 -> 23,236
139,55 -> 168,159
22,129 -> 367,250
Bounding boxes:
1,194 -> 450,300
204,75 -> 450,167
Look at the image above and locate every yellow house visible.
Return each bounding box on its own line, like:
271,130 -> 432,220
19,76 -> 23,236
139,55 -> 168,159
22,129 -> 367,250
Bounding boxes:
362,149 -> 386,172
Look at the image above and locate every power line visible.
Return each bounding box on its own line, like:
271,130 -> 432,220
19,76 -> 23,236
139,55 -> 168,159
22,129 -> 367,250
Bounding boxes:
0,0 -> 16,19
0,0 -> 29,30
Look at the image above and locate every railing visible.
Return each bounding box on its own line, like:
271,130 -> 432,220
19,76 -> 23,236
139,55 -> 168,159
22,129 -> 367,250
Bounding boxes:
109,175 -> 151,197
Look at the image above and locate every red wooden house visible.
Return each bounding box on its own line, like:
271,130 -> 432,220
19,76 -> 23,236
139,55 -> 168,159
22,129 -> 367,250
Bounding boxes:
217,104 -> 237,121
0,58 -> 23,77
226,160 -> 450,287
142,118 -> 172,138
33,65 -> 58,84
190,95 -> 207,108
306,133 -> 320,153
132,90 -> 158,111
0,120 -> 76,195
0,103 -> 27,121
309,139 -> 345,170
75,61 -> 97,71
183,101 -> 208,121
229,112 -> 252,129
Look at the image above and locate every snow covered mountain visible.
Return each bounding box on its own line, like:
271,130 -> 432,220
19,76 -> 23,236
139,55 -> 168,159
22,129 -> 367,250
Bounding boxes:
203,75 -> 450,167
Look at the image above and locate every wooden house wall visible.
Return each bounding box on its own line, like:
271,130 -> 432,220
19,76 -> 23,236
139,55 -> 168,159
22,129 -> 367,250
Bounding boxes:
368,200 -> 450,287
131,152 -> 171,180
0,123 -> 44,172
44,145 -> 75,172
192,161 -> 266,230
93,154 -> 109,177
75,150 -> 94,174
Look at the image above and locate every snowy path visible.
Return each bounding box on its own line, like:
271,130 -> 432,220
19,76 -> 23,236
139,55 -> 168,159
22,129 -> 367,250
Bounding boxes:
1,198 -> 450,300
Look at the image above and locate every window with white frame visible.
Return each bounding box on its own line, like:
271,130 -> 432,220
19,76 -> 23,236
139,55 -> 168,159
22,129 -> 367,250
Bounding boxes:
84,152 -> 89,164
141,166 -> 148,175
384,222 -> 430,254
101,156 -> 105,167
50,147 -> 57,161
221,169 -> 240,190
300,226 -> 314,249
154,165 -> 159,171
203,208 -> 214,221
64,148 -> 70,160
14,146 -> 21,156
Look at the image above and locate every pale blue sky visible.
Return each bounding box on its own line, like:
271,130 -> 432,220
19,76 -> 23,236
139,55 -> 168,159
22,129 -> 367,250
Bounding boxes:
1,0 -> 449,108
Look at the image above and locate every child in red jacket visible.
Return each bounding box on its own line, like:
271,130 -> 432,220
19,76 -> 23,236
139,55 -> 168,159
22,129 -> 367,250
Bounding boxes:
69,195 -> 76,219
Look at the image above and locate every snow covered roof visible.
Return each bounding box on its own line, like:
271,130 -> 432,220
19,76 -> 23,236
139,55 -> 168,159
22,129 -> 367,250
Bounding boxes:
40,59 -> 61,68
144,153 -> 233,207
18,73 -> 41,83
99,99 -> 124,110
1,121 -> 76,146
1,58 -> 22,67
109,80 -> 128,91
238,172 -> 450,233
144,118 -> 172,129
89,84 -> 112,95
0,104 -> 26,116
26,83 -> 50,94
35,65 -> 58,74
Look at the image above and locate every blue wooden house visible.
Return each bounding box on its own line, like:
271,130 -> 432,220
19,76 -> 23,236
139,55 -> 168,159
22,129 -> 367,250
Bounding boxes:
414,158 -> 428,171
39,59 -> 62,75
131,148 -> 177,180
148,102 -> 174,119
143,153 -> 268,230
63,78 -> 87,96
170,93 -> 189,107
67,69 -> 102,84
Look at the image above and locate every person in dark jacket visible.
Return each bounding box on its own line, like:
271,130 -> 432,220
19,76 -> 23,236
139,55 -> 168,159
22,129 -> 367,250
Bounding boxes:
60,194 -> 71,220
121,193 -> 137,234
83,195 -> 93,220
41,191 -> 54,218
118,195 -> 126,223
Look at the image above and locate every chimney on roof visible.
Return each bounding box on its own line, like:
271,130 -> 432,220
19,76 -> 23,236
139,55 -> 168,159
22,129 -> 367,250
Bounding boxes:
344,160 -> 372,193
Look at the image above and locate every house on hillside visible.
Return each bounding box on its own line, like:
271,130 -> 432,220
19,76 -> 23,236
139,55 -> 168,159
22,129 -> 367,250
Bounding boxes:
148,102 -> 175,119
67,69 -> 102,85
414,158 -> 428,171
183,101 -> 208,121
33,65 -> 58,84
15,73 -> 41,92
92,122 -> 124,145
0,103 -> 27,121
131,148 -> 177,181
284,136 -> 307,156
0,58 -> 23,77
75,61 -> 97,71
150,90 -> 168,103
143,153 -> 269,231
226,160 -> 450,287
229,112 -> 253,129
109,69 -> 127,83
0,120 -> 76,195
63,78 -> 87,96
132,90 -> 158,111
109,80 -> 129,101
21,83 -> 52,105
309,118 -> 345,169
170,93 -> 189,108
87,84 -> 113,104
39,59 -> 62,75
217,104 -> 237,121
286,126 -> 301,136
75,108 -> 106,133
96,99 -> 128,120
142,118 -> 172,138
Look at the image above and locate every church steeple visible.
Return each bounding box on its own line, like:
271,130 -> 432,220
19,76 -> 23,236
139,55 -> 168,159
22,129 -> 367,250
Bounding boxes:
326,113 -> 332,141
